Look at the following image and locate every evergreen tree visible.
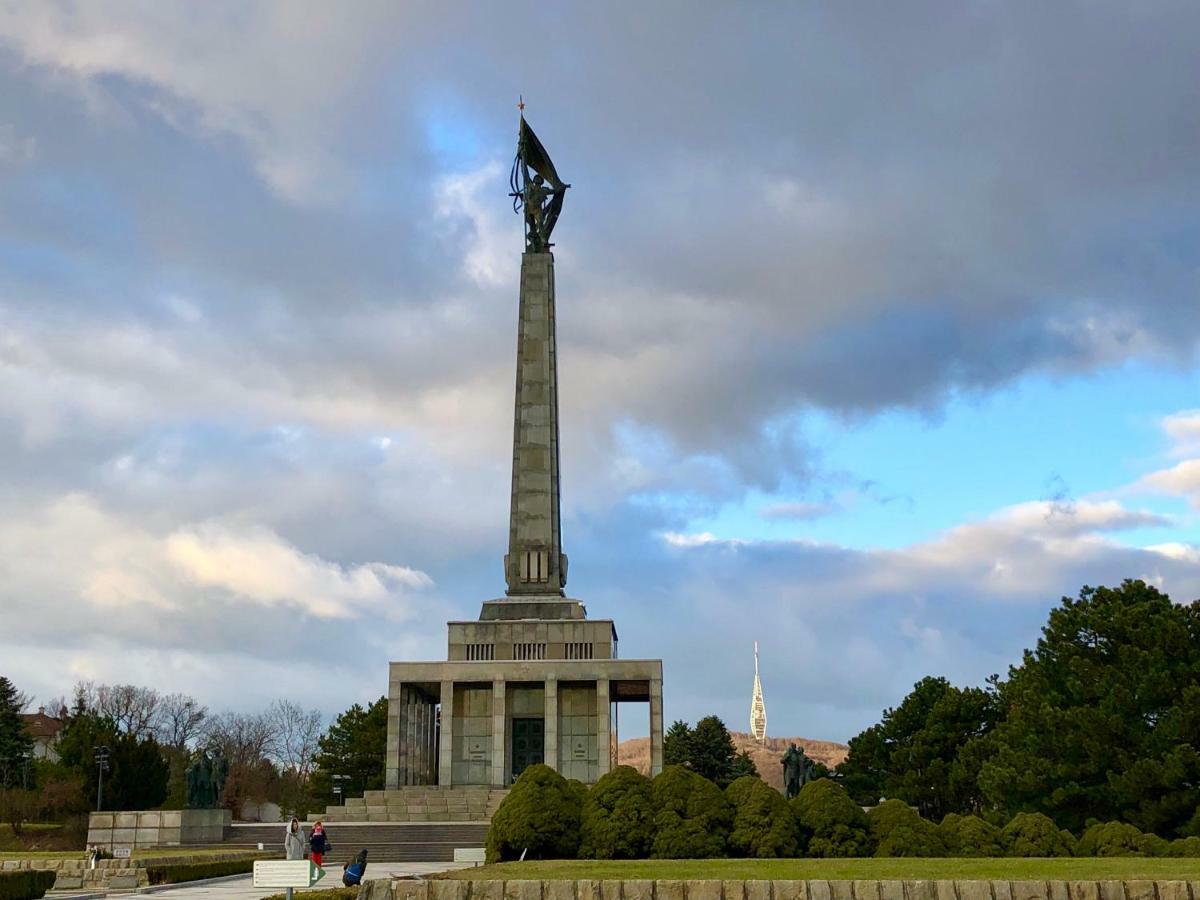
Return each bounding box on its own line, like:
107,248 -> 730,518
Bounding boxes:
730,749 -> 759,781
107,733 -> 169,810
688,715 -> 741,787
663,720 -> 691,767
309,696 -> 388,805
0,677 -> 34,789
979,580 -> 1200,834
56,710 -> 118,809
838,676 -> 997,818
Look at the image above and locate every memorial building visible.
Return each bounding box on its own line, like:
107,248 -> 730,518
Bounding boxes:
380,116 -> 663,794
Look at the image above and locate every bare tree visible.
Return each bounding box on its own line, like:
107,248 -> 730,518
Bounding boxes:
266,700 -> 324,780
155,693 -> 208,750
93,684 -> 161,737
203,711 -> 275,768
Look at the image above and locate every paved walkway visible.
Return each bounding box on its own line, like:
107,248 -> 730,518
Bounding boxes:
132,863 -> 470,900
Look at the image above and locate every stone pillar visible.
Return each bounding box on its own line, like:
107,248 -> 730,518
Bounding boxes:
427,696 -> 436,782
596,679 -> 611,778
415,697 -> 426,785
504,251 -> 567,596
543,675 -> 558,770
385,677 -> 402,789
405,688 -> 416,786
491,678 -> 507,787
649,677 -> 664,777
438,680 -> 454,787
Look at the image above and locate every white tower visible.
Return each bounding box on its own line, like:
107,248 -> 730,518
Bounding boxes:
750,641 -> 767,743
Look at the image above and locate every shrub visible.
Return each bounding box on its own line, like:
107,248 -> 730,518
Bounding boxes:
1001,812 -> 1076,857
867,799 -> 946,857
940,813 -> 1003,857
579,765 -> 656,859
144,859 -> 258,885
725,775 -> 798,858
1076,821 -> 1160,857
650,765 -> 733,859
0,871 -> 57,900
1167,836 -> 1200,857
790,778 -> 872,858
567,779 -> 589,808
485,764 -> 583,863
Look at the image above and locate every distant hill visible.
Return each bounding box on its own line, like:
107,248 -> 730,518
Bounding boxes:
618,731 -> 848,791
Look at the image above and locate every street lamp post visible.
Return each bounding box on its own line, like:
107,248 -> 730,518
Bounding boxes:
94,746 -> 111,812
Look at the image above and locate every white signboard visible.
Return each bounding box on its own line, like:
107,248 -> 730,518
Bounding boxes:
253,860 -> 325,889
112,848 -> 132,859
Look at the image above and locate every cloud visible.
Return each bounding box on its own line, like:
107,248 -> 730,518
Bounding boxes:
1138,460 -> 1200,507
2,5 -> 1200,738
0,493 -> 439,685
164,523 -> 432,619
758,501 -> 837,521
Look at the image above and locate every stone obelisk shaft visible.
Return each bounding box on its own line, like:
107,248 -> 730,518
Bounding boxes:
504,251 -> 567,595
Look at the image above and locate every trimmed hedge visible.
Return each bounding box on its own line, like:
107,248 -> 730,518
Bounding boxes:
145,859 -> 258,885
725,775 -> 799,859
0,871 -> 56,900
1078,821 -> 1142,857
790,778 -> 873,858
939,813 -> 1004,857
486,763 -> 582,863
1001,812 -> 1076,857
1169,836 -> 1200,857
650,765 -> 733,859
868,800 -> 946,857
579,765 -> 656,859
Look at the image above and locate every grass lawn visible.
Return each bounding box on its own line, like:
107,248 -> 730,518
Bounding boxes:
262,889 -> 358,900
435,859 -> 1200,881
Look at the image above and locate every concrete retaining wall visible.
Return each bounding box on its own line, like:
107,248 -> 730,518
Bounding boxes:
0,849 -> 261,891
87,808 -> 231,849
360,880 -> 1200,900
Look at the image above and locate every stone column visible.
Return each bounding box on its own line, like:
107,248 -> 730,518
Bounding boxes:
596,679 -> 611,778
438,680 -> 454,787
543,676 -> 558,770
649,677 -> 664,777
385,677 -> 402,789
491,678 -> 508,787
405,688 -> 417,786
420,696 -> 429,787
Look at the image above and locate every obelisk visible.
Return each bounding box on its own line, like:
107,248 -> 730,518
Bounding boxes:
504,114 -> 571,596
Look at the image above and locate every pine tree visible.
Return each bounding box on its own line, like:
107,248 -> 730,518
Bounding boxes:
0,677 -> 34,789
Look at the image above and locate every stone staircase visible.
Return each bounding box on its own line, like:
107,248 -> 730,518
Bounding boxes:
316,787 -> 508,823
223,821 -> 488,863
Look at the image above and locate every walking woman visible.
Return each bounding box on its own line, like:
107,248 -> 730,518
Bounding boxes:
309,821 -> 329,867
284,817 -> 306,860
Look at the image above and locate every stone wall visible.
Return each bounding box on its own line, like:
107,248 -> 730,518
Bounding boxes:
557,683 -> 599,782
0,849 -> 261,892
361,880 -> 1200,900
87,808 -> 231,849
453,684 -> 496,786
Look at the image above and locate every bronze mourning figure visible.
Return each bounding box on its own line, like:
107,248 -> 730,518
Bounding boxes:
781,742 -> 813,799
510,116 -> 569,252
185,747 -> 228,809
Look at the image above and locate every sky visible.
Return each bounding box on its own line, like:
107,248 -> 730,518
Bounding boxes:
2,2 -> 1200,743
